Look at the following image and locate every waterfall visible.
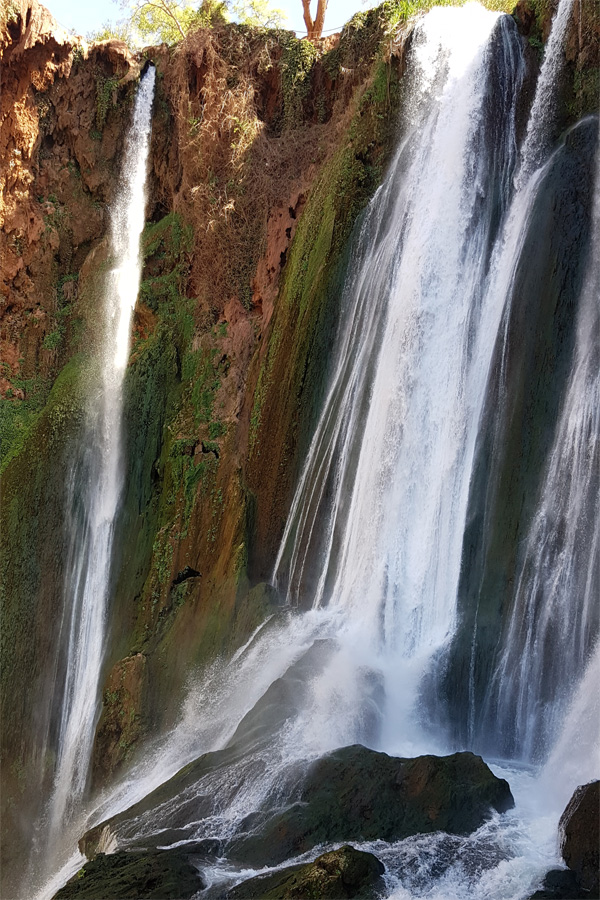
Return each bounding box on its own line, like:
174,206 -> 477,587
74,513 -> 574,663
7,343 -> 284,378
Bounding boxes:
483,126 -> 600,761
275,7 -> 524,658
47,65 -> 156,835
32,2 -> 599,897
444,0 -> 597,761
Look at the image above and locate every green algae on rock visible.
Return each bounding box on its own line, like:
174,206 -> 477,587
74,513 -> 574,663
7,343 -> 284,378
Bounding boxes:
226,844 -> 386,899
229,746 -> 514,867
52,848 -> 205,900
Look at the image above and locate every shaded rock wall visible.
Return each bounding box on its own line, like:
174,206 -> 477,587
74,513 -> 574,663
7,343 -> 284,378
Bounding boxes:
438,114 -> 599,756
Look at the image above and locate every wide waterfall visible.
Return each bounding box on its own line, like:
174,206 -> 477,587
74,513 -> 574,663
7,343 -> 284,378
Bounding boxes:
45,64 -> 156,837
30,1 -> 598,898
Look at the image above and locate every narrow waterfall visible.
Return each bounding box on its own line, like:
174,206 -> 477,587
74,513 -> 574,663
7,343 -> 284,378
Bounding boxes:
517,0 -> 575,186
47,65 -> 156,834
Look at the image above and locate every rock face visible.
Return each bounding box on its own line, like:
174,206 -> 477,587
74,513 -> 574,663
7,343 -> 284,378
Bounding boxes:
52,848 -> 205,900
230,746 -> 514,866
226,845 -> 385,900
559,780 -> 600,896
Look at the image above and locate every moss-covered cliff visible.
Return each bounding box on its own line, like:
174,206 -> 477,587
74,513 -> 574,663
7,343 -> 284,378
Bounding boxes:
0,2 -> 416,886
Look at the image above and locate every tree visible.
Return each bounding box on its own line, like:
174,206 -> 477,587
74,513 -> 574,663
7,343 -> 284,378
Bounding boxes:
125,0 -> 224,44
120,0 -> 285,45
230,0 -> 286,28
301,0 -> 327,39
86,20 -> 133,44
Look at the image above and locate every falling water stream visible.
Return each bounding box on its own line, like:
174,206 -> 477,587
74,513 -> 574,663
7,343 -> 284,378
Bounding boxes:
46,64 -> 156,838
33,2 -> 599,898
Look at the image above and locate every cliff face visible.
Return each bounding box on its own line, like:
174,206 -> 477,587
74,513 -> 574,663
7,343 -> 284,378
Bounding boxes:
0,1 -> 409,887
0,0 -> 598,893
0,4 -> 141,415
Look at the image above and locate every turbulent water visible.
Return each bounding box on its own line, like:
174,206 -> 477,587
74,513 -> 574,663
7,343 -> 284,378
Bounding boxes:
35,2 -> 599,898
45,64 -> 156,838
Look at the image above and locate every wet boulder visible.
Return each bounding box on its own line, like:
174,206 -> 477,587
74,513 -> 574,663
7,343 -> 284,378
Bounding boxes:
559,780 -> 599,896
528,868 -> 583,899
225,844 -> 385,899
229,745 -> 514,866
52,847 -> 205,899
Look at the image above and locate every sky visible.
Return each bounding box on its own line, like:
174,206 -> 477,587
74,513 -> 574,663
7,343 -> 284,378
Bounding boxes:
44,0 -> 379,39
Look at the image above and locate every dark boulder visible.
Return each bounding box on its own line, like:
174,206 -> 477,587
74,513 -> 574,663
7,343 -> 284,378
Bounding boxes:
527,868 -> 583,899
560,780 -> 599,896
225,845 -> 385,899
52,847 -> 205,899
229,745 -> 514,866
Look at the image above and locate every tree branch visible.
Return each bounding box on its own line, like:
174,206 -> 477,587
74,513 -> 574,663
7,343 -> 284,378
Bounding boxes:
301,0 -> 327,40
301,0 -> 314,36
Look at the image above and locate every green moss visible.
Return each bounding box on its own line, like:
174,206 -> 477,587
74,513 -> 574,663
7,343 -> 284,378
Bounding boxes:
281,36 -> 318,128
249,56 -> 399,458
106,212 -> 229,667
568,67 -> 600,122
0,375 -> 49,472
95,74 -> 121,130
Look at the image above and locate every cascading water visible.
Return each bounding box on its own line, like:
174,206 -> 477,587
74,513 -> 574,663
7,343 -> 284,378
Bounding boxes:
516,0 -> 575,186
273,3 -> 527,747
443,0 -> 599,761
34,3 -> 599,898
46,64 -> 156,836
484,176 -> 599,761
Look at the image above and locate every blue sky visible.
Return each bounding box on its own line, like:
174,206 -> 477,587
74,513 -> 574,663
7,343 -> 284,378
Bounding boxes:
44,0 -> 378,39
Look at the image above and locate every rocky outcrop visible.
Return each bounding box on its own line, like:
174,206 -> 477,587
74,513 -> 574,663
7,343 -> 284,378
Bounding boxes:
52,847 -> 205,899
559,780 -> 600,896
229,746 -> 514,867
528,780 -> 600,900
226,845 -> 385,899
80,743 -> 513,875
91,653 -> 147,786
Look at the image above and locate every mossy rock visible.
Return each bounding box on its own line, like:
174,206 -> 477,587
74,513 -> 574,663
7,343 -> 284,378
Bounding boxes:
52,848 -> 205,899
230,746 -> 513,867
226,844 -> 385,899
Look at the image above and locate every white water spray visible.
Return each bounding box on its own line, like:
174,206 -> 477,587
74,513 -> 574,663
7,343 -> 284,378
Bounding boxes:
48,65 -> 156,834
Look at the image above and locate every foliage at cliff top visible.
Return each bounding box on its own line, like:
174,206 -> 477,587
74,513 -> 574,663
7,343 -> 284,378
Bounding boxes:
89,0 -> 516,46
89,0 -> 287,45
